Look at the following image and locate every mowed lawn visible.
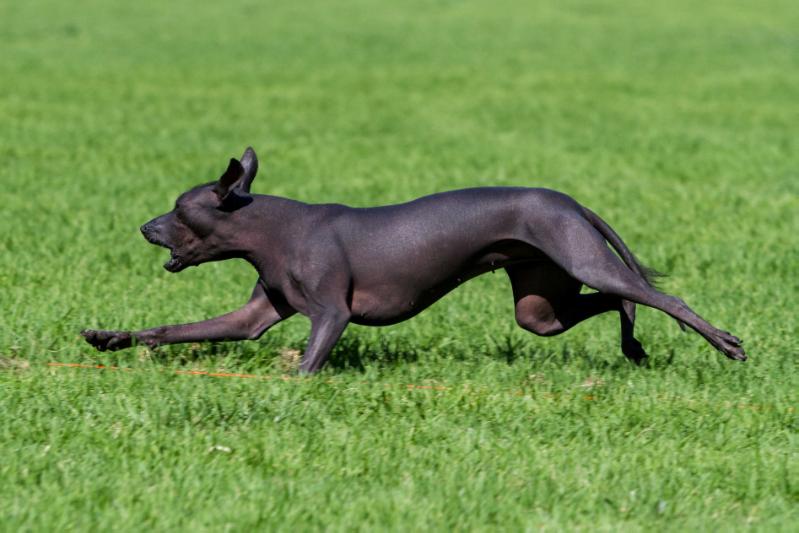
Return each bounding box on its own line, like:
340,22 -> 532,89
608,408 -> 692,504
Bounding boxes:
1,0 -> 797,529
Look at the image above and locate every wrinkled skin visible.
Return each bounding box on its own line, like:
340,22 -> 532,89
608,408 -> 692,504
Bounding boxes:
82,147 -> 745,373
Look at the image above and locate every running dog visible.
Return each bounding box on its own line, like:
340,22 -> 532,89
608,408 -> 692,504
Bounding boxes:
82,147 -> 746,372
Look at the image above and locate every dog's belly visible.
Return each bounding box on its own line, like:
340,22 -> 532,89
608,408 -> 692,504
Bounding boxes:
348,240 -> 548,326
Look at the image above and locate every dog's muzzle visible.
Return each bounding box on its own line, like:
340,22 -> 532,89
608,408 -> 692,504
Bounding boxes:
141,224 -> 183,272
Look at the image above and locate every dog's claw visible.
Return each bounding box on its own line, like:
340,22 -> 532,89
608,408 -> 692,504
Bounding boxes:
725,347 -> 747,361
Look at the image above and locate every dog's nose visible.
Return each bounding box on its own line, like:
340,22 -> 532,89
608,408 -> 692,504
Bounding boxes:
140,224 -> 150,236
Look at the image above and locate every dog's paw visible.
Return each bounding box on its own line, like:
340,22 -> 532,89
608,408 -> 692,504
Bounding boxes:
715,331 -> 746,361
622,338 -> 648,365
80,329 -> 133,352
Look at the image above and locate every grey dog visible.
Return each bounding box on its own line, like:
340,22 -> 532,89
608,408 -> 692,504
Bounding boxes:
82,147 -> 746,372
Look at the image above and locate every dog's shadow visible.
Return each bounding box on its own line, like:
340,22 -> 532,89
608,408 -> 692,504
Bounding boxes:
326,334 -> 420,372
312,332 -> 657,373
143,334 -> 420,373
144,332 -> 663,374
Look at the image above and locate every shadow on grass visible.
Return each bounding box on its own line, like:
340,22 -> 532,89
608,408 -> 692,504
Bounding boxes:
326,334 -> 420,372
330,333 -> 657,373
136,331 -> 667,375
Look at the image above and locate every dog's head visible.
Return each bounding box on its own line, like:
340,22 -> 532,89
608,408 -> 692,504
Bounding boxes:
140,147 -> 259,272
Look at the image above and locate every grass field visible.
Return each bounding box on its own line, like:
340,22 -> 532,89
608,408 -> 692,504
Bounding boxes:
1,0 -> 798,530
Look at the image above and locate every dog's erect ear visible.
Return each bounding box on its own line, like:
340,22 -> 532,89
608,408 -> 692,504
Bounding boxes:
212,148 -> 259,202
213,158 -> 246,201
238,146 -> 259,193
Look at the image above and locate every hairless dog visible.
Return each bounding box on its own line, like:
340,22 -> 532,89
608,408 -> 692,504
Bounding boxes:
82,147 -> 746,372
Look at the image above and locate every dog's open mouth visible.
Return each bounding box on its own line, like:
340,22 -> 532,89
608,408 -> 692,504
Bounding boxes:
143,235 -> 185,272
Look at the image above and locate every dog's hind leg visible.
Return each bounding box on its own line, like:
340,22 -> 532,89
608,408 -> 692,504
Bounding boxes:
528,214 -> 745,361
619,299 -> 647,363
82,280 -> 295,351
507,263 -> 647,362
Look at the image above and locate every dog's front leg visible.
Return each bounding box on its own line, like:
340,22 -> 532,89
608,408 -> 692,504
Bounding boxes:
82,281 -> 295,351
298,309 -> 350,374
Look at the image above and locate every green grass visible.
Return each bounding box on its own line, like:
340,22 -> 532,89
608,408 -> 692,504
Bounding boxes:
1,0 -> 798,529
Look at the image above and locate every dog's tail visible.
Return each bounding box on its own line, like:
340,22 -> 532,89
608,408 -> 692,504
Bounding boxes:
582,207 -> 687,331
582,207 -> 663,287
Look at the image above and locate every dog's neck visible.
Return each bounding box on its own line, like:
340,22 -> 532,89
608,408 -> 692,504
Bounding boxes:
236,194 -> 309,278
